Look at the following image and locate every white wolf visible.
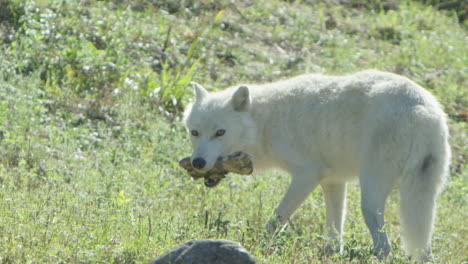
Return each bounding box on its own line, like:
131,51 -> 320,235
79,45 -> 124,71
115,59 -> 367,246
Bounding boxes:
183,70 -> 450,261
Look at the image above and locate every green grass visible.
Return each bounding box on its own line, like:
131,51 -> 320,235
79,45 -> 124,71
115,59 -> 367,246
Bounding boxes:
0,0 -> 466,263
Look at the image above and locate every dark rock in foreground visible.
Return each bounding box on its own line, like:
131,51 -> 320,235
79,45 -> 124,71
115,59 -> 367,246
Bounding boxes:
149,239 -> 256,264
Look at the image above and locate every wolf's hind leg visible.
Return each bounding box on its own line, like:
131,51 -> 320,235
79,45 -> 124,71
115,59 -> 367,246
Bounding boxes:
360,167 -> 395,260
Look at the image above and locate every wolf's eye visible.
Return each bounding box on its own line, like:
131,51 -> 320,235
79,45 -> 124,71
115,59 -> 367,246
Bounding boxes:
191,130 -> 199,136
215,129 -> 226,137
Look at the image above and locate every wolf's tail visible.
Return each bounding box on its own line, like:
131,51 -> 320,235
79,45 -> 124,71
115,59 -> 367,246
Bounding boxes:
399,106 -> 451,260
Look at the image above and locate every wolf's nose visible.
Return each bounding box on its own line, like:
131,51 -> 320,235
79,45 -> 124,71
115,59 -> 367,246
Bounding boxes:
192,158 -> 206,169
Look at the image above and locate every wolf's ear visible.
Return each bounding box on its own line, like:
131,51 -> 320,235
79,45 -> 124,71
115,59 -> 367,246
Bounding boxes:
190,82 -> 208,102
232,85 -> 250,112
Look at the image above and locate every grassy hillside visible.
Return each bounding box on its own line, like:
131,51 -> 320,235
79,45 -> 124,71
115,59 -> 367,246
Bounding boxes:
0,0 -> 466,263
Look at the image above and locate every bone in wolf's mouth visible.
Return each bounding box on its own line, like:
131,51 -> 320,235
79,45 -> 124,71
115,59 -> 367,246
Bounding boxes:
179,152 -> 253,188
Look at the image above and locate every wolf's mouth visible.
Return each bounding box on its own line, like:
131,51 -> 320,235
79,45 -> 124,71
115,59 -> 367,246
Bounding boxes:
204,178 -> 222,188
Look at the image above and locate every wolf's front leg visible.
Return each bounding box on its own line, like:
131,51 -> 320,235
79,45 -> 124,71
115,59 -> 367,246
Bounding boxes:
322,183 -> 347,255
266,170 -> 321,234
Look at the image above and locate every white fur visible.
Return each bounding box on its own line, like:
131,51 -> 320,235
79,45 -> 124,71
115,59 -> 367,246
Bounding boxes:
183,70 -> 450,261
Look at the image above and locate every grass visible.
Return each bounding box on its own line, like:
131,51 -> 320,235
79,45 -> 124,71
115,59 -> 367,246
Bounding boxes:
0,0 -> 466,263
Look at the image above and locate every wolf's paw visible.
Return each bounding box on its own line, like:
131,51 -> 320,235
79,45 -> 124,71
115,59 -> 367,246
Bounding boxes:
266,220 -> 277,235
323,241 -> 342,256
373,243 -> 391,260
265,215 -> 287,235
414,252 -> 432,264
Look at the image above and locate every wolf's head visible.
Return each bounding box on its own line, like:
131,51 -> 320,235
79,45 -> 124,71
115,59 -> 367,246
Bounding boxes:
183,82 -> 256,185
